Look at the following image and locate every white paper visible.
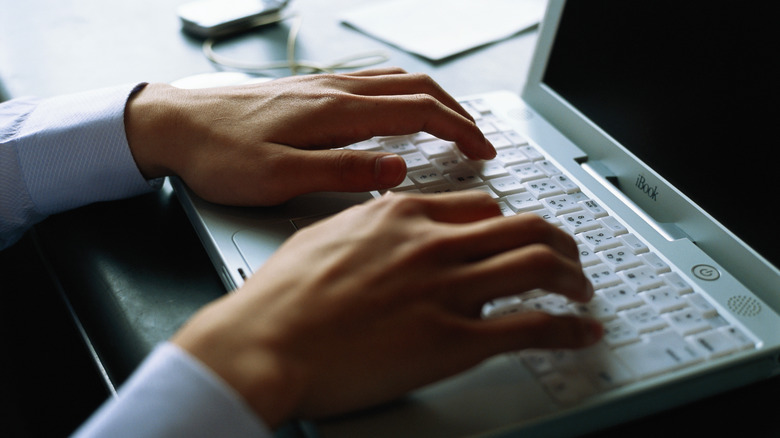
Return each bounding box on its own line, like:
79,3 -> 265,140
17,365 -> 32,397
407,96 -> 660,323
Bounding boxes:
340,0 -> 546,61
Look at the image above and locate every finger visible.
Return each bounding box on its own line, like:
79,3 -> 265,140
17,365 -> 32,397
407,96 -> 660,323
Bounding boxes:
264,148 -> 408,196
341,93 -> 495,160
471,312 -> 603,354
440,213 -> 581,264
451,243 -> 594,311
339,72 -> 475,123
340,67 -> 409,77
379,191 -> 503,224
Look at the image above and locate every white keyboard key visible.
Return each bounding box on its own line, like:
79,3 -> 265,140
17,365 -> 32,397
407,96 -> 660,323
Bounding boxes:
482,295 -> 524,318
584,264 -> 622,289
552,174 -> 580,193
620,265 -> 665,291
430,155 -> 466,173
417,139 -> 455,158
489,176 -> 526,196
663,308 -> 712,335
504,193 -> 543,213
598,285 -> 645,310
519,145 -> 545,161
462,98 -> 490,114
495,147 -> 530,166
570,295 -> 617,321
577,344 -> 635,389
445,170 -> 484,189
504,130 -> 529,146
621,306 -> 668,333
561,210 -> 600,234
599,246 -> 643,271
614,330 -> 704,379
535,160 -> 562,176
662,272 -> 694,295
641,252 -> 671,273
380,138 -> 417,154
687,329 -> 740,358
496,201 -> 514,217
473,160 -> 509,179
348,138 -> 382,151
534,208 -> 562,226
684,293 -> 719,317
619,234 -> 649,254
544,196 -> 582,215
599,216 -> 628,236
641,286 -> 687,313
508,163 -> 545,182
720,326 -> 755,350
485,132 -> 513,149
523,294 -> 571,315
525,178 -> 565,199
401,152 -> 430,170
579,199 -> 608,218
407,169 -> 446,187
476,119 -> 498,134
602,318 -> 641,347
577,244 -> 601,267
579,228 -> 621,252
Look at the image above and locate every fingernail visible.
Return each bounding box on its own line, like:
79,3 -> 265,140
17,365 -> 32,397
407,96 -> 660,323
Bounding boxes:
483,138 -> 497,159
375,155 -> 406,187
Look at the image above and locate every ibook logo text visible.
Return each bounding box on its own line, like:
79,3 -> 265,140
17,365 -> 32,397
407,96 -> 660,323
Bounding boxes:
635,174 -> 659,201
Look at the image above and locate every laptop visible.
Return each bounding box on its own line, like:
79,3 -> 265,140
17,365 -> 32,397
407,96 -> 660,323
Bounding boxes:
171,0 -> 780,436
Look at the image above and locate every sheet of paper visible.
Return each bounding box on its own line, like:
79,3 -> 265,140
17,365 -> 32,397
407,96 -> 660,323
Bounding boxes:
340,0 -> 546,61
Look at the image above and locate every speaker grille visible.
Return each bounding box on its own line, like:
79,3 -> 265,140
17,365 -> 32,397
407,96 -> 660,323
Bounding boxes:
727,295 -> 762,317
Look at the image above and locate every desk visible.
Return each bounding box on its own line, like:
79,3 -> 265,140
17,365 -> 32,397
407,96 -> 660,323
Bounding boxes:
1,1 -> 777,437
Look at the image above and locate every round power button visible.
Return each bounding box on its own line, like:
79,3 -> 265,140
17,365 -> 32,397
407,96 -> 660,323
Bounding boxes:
692,264 -> 720,281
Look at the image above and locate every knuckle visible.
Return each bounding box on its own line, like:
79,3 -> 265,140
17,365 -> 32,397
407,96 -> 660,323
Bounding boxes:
408,72 -> 436,85
410,93 -> 440,110
385,66 -> 408,75
524,244 -> 562,268
376,192 -> 425,216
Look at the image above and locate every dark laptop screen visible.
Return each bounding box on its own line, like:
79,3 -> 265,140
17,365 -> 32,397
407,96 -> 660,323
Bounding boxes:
543,1 -> 777,268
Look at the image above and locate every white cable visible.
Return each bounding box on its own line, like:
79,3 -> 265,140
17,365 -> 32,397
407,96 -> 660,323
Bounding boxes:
202,14 -> 389,75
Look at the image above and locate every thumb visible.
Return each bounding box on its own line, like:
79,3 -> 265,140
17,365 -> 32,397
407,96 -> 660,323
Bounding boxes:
289,149 -> 407,194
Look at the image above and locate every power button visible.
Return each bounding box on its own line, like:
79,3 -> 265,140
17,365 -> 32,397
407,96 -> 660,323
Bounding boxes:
692,264 -> 720,281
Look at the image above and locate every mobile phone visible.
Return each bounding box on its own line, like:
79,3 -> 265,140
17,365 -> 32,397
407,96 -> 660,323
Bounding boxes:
177,0 -> 290,38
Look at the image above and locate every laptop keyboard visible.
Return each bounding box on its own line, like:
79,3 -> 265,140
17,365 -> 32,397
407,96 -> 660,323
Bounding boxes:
346,98 -> 756,406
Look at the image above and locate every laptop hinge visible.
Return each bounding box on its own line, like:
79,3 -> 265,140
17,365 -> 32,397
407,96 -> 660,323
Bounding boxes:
581,161 -> 690,242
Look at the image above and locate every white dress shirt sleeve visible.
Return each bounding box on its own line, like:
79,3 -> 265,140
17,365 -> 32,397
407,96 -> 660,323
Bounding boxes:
2,85 -> 274,435
72,343 -> 273,438
0,83 -> 159,249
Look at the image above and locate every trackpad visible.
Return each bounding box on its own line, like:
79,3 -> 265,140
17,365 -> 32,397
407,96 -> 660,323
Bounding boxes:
233,222 -> 297,274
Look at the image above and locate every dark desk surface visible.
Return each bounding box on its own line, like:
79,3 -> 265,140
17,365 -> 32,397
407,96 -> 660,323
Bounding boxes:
1,1 -> 777,437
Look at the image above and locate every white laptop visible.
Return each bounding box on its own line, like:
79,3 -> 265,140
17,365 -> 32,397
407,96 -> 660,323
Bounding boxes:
171,0 -> 780,436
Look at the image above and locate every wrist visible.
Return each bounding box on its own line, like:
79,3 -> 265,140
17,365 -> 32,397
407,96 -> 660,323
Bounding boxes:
171,299 -> 310,429
124,82 -> 185,180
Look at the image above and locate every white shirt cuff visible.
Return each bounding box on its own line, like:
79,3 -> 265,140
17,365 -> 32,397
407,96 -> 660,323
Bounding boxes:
73,342 -> 273,438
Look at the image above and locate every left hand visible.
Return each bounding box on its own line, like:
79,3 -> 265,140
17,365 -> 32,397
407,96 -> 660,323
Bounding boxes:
124,68 -> 495,205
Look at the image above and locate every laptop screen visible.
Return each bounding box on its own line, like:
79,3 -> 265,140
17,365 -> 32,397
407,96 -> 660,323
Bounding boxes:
542,1 -> 777,268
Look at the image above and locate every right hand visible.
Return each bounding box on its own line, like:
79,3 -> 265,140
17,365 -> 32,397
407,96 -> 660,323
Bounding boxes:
172,191 -> 602,428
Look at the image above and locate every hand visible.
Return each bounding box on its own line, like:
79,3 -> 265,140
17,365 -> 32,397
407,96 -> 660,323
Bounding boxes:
124,68 -> 496,205
171,192 -> 602,428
